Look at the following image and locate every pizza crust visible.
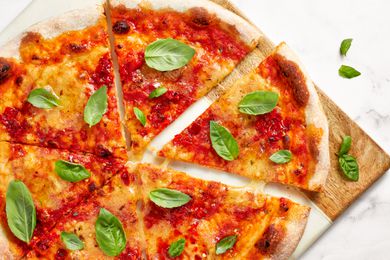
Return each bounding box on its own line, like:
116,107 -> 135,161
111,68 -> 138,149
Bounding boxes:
110,0 -> 262,47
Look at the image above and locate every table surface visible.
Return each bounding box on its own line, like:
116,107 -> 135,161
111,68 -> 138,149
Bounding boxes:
1,0 -> 389,259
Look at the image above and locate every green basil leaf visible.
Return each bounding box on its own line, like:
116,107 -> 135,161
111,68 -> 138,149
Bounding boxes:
338,136 -> 352,156
55,160 -> 91,182
6,180 -> 36,243
61,232 -> 84,251
338,65 -> 361,79
269,150 -> 292,164
145,38 -> 195,71
168,238 -> 186,258
149,87 -> 167,99
149,188 -> 191,208
340,38 -> 353,56
84,86 -> 108,127
339,154 -> 359,181
133,107 -> 146,126
210,121 -> 239,161
216,235 -> 237,255
27,88 -> 60,109
238,91 -> 279,115
95,208 -> 126,256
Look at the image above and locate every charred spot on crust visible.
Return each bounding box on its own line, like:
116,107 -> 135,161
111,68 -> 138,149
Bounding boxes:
255,224 -> 282,255
113,20 -> 130,34
189,7 -> 214,27
0,58 -> 11,84
21,32 -> 42,45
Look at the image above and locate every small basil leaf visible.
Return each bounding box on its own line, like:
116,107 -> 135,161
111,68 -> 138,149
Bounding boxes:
145,38 -> 195,71
84,85 -> 108,127
61,232 -> 84,251
55,160 -> 91,182
339,154 -> 359,181
338,65 -> 361,79
27,88 -> 60,109
149,188 -> 191,208
269,150 -> 292,164
6,180 -> 36,243
95,208 -> 126,256
216,235 -> 237,255
133,107 -> 146,126
149,87 -> 167,99
340,38 -> 353,56
338,136 -> 352,156
238,91 -> 279,115
210,121 -> 239,161
168,238 -> 186,258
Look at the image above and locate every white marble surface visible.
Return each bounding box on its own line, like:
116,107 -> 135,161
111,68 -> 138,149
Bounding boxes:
0,0 -> 389,259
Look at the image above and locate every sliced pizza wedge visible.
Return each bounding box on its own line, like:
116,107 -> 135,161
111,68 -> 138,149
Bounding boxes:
138,163 -> 309,259
0,6 -> 127,159
109,0 -> 262,158
0,142 -> 126,258
160,43 -> 330,191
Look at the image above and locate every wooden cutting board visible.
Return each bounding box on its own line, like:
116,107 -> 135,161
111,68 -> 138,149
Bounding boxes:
210,0 -> 390,221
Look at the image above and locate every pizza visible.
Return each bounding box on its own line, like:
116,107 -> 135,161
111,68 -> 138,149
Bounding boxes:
159,43 -> 330,191
109,0 -> 261,158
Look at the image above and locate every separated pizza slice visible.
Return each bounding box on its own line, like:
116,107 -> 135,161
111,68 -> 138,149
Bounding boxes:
0,142 -> 126,258
138,163 -> 309,259
160,43 -> 330,191
0,6 -> 127,159
109,0 -> 262,158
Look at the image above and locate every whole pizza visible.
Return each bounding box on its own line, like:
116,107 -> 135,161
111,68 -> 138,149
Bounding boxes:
0,0 -> 330,259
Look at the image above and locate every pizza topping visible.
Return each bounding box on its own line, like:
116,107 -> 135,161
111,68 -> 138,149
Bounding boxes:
254,109 -> 289,143
95,208 -> 127,257
55,160 -> 91,182
6,180 -> 36,243
168,238 -> 186,258
269,150 -> 292,164
112,20 -> 131,34
90,54 -> 114,89
144,38 -> 195,72
338,65 -> 361,79
210,121 -> 239,161
149,188 -> 191,208
133,107 -> 146,126
255,224 -> 282,255
279,197 -> 290,212
340,38 -> 353,56
0,58 -> 11,83
338,135 -> 352,156
27,88 -> 60,109
215,235 -> 237,255
60,232 -> 84,251
84,85 -> 108,127
149,87 -> 167,99
339,154 -> 359,181
238,91 -> 279,115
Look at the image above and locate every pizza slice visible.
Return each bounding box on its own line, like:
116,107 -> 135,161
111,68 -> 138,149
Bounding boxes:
138,163 -> 309,259
109,0 -> 261,158
0,6 -> 127,159
160,43 -> 330,191
0,142 -> 126,258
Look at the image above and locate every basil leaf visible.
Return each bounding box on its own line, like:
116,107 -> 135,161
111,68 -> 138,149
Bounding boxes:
338,65 -> 361,79
133,107 -> 146,126
61,232 -> 84,251
149,188 -> 191,208
149,87 -> 167,99
238,91 -> 279,115
269,150 -> 292,164
145,38 -> 195,71
55,160 -> 91,182
84,86 -> 108,127
95,208 -> 126,256
27,88 -> 60,109
6,180 -> 36,243
168,238 -> 185,258
338,136 -> 352,156
340,38 -> 353,56
209,121 -> 239,161
216,235 -> 237,255
339,154 -> 359,181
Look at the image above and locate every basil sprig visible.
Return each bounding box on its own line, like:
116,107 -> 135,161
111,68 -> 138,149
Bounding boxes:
338,65 -> 361,79
27,88 -> 60,109
149,188 -> 191,208
338,135 -> 352,156
337,135 -> 359,181
340,38 -> 353,56
168,238 -> 186,258
61,232 -> 84,251
216,235 -> 237,255
269,150 -> 292,164
133,107 -> 146,126
210,121 -> 239,161
84,85 -> 108,127
55,160 -> 91,182
145,38 -> 195,71
95,208 -> 126,256
6,180 -> 36,243
238,91 -> 279,115
149,87 -> 167,99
